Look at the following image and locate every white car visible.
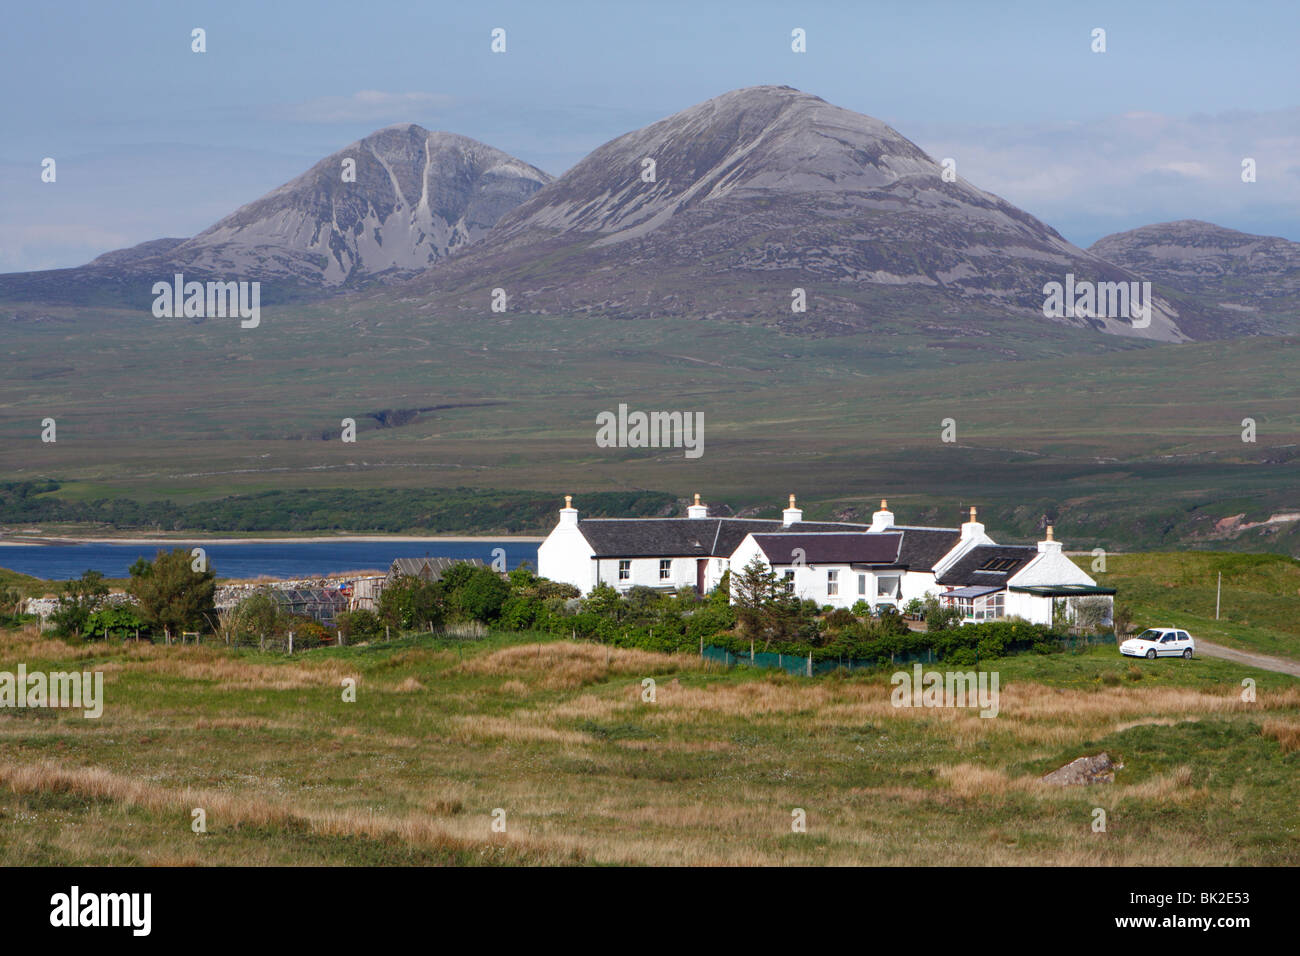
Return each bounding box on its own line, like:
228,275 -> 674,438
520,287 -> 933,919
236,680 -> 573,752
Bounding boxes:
1121,627 -> 1195,660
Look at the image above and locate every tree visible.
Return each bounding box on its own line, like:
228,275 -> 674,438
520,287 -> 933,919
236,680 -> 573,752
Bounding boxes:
581,582 -> 622,620
731,557 -> 805,648
378,574 -> 443,631
0,586 -> 22,619
451,566 -> 510,623
51,569 -> 109,637
127,549 -> 216,642
234,592 -> 281,640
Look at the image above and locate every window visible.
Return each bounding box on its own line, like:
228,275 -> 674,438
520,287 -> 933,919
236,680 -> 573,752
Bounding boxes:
659,559 -> 671,580
877,575 -> 899,598
858,574 -> 867,596
827,570 -> 838,596
783,570 -> 795,593
618,560 -> 630,581
975,592 -> 1004,620
977,557 -> 1018,573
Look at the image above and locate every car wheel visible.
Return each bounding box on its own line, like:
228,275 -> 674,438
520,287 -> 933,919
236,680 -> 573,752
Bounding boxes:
1183,648 -> 1192,659
1146,649 -> 1156,660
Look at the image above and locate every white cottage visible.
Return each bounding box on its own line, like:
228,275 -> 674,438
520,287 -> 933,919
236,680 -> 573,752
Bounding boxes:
538,494 -> 871,596
537,494 -> 1114,627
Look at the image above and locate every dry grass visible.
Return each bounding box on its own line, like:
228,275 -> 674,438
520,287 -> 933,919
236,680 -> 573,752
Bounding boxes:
456,641 -> 701,690
0,759 -> 564,863
1,627 -> 1295,866
1262,719 -> 1300,753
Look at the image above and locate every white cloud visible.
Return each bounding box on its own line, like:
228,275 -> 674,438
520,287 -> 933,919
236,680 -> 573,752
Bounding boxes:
906,107 -> 1300,244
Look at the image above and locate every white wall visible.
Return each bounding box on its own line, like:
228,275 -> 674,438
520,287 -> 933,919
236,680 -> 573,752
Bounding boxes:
537,524 -> 596,594
594,556 -> 698,593
1004,589 -> 1053,625
728,534 -> 942,610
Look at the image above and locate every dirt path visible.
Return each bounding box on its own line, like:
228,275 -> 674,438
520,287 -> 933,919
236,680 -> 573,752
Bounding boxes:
1196,640 -> 1300,677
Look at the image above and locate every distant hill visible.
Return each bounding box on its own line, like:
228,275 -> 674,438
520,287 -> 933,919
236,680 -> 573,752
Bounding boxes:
1090,220 -> 1300,336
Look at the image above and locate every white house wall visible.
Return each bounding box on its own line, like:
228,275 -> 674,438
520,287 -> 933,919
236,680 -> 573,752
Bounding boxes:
537,526 -> 597,594
1005,590 -> 1053,625
594,556 -> 699,593
729,534 -> 943,610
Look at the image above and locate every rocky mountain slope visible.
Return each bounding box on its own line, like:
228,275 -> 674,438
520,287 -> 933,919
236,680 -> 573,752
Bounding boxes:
411,86 -> 1188,341
0,126 -> 551,301
1090,220 -> 1300,336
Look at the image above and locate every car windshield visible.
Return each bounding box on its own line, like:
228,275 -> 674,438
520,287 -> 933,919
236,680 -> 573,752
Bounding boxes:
1135,630 -> 1163,641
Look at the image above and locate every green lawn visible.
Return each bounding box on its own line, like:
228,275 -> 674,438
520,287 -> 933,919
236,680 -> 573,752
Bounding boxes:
1083,551 -> 1300,660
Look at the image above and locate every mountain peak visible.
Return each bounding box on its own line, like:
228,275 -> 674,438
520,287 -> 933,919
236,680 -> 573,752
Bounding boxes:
155,127 -> 552,285
413,86 -> 1185,341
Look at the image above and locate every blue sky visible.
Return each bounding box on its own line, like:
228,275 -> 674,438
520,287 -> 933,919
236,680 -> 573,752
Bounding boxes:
2,0 -> 1297,272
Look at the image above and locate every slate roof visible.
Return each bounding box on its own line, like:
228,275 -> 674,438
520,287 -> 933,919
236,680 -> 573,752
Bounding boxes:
388,556 -> 486,581
576,518 -> 869,558
935,545 -> 1038,587
890,526 -> 964,572
752,532 -> 902,565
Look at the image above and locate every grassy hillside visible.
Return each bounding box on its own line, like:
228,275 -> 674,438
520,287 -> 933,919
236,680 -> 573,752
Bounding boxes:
2,300 -> 1297,553
0,626 -> 1295,865
1085,552 -> 1300,660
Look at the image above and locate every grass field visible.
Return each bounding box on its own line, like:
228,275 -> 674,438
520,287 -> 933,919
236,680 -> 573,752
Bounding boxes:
1078,551 -> 1300,661
3,300 -> 1298,553
1,624 -> 1296,866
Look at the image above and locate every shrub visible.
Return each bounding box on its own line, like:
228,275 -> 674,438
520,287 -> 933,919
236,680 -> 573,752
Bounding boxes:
336,609 -> 383,641
85,605 -> 145,639
450,567 -> 510,623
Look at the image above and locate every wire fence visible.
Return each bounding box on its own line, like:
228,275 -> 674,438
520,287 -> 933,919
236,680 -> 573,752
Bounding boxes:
703,632 -> 1118,676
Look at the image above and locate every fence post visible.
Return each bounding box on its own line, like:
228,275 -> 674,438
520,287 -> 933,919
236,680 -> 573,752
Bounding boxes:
807,652 -> 812,677
288,631 -> 294,655
259,633 -> 265,651
337,629 -> 343,647
778,653 -> 783,670
750,641 -> 754,663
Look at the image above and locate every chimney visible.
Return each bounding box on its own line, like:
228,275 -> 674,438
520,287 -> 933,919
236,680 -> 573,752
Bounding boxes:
687,493 -> 708,519
558,494 -> 579,528
870,498 -> 894,532
782,493 -> 803,527
960,505 -> 985,540
1038,524 -> 1063,554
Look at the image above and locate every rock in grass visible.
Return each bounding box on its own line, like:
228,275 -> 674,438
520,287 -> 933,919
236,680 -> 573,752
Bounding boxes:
1041,752 -> 1122,785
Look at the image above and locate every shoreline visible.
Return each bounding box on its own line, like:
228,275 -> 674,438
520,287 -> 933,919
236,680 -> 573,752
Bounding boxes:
0,534 -> 545,547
